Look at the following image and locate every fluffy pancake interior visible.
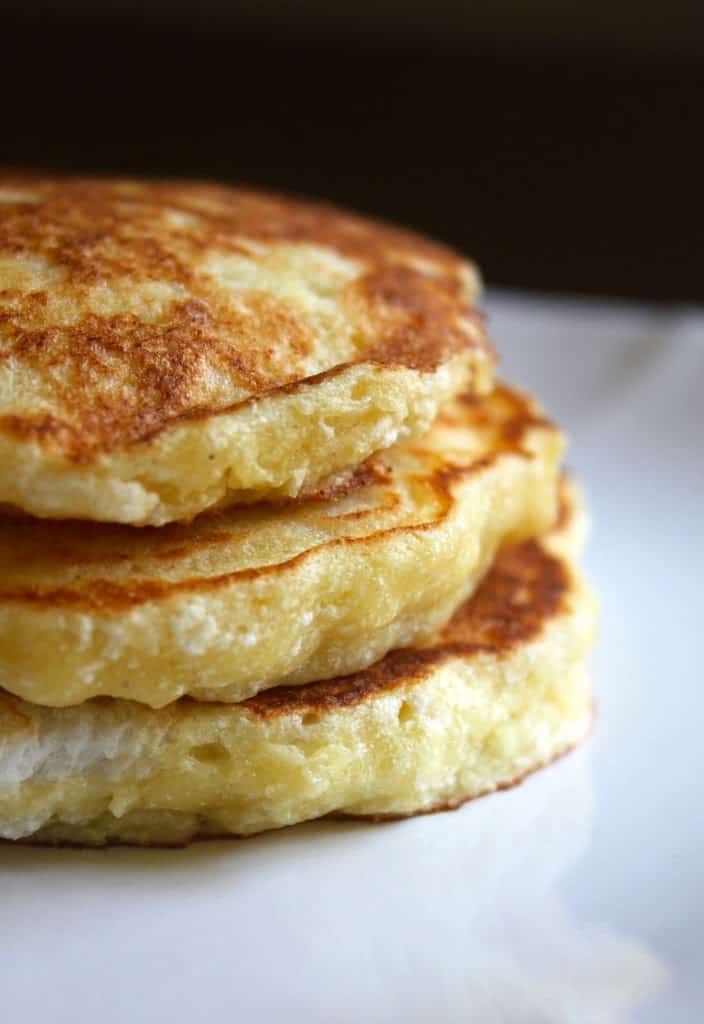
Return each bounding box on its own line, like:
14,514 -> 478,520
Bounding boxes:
0,482 -> 597,845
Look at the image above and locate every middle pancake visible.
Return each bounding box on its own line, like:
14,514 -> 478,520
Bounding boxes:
0,384 -> 563,709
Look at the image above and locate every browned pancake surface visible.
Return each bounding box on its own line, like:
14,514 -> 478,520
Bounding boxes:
0,173 -> 490,461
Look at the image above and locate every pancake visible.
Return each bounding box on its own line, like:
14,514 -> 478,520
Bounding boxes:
0,383 -> 563,709
0,173 -> 493,525
0,479 -> 597,845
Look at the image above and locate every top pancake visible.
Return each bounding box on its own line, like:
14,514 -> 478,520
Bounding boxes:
0,173 -> 493,525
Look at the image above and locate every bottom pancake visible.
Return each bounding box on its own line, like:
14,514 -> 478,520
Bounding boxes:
0,482 -> 597,846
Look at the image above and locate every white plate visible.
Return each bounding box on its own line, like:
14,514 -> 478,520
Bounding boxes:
1,291 -> 702,1023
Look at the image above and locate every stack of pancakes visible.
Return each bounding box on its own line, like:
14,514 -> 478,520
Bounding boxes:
0,175 -> 597,845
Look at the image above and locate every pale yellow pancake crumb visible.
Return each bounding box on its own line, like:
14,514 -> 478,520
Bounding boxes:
0,481 -> 597,845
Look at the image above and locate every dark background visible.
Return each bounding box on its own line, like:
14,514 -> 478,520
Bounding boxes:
2,1 -> 703,301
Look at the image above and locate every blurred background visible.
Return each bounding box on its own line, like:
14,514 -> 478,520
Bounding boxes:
2,0 -> 702,301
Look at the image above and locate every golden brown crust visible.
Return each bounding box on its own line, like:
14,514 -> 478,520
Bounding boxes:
0,173 -> 491,460
0,383 -> 550,611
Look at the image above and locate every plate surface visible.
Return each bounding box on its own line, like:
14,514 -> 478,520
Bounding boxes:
1,290 -> 702,1023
